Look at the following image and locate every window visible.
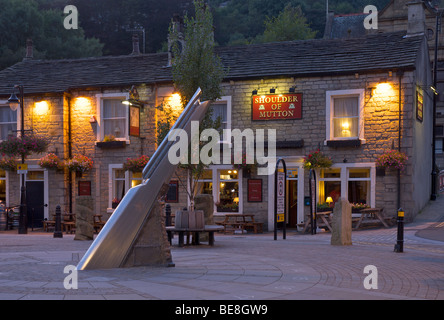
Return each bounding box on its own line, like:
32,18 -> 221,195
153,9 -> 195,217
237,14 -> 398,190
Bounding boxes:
348,168 -> 371,205
218,169 -> 239,212
319,168 -> 341,205
96,93 -> 129,142
113,169 -> 126,203
436,138 -> 443,154
195,166 -> 243,214
0,170 -> 6,203
209,96 -> 231,143
326,89 -> 365,142
131,172 -> 143,188
0,105 -> 17,141
319,164 -> 375,208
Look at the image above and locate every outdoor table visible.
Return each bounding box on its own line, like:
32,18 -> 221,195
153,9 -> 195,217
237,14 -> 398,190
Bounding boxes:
354,208 -> 390,229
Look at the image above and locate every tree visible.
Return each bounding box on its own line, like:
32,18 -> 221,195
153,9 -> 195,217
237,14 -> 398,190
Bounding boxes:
163,0 -> 225,210
169,0 -> 226,105
0,0 -> 103,70
254,4 -> 317,43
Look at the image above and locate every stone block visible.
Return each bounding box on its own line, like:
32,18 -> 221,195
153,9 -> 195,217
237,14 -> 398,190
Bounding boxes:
331,198 -> 352,246
74,196 -> 95,241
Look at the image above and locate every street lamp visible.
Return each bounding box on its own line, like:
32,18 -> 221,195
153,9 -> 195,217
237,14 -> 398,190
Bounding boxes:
7,85 -> 27,234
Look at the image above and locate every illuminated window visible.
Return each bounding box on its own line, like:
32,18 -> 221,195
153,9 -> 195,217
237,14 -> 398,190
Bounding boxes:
0,105 -> 17,140
326,89 -> 364,141
96,93 -> 129,142
0,169 -> 6,203
131,172 -> 143,188
218,169 -> 239,212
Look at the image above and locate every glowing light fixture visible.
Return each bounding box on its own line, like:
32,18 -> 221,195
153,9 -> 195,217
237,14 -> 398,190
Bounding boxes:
34,101 -> 49,116
326,196 -> 333,205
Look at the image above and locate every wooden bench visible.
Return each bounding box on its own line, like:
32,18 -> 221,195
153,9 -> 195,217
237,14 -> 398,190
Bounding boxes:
166,225 -> 224,247
93,214 -> 106,233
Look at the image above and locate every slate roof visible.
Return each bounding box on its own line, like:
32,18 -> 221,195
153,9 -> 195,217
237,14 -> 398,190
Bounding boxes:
323,13 -> 368,39
0,31 -> 425,96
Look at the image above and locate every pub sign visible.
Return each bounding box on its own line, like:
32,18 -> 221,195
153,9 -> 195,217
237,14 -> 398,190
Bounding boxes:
252,93 -> 302,121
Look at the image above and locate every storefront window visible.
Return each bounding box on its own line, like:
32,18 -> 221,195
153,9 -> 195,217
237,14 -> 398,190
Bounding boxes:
131,172 -> 142,188
218,169 -> 239,212
113,169 -> 125,203
348,168 -> 370,205
197,169 -> 213,195
319,168 -> 341,205
0,169 -> 5,202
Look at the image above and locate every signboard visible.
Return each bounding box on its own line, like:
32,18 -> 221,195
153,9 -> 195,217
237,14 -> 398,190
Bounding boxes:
129,105 -> 140,136
17,163 -> 28,174
277,213 -> 285,222
277,171 -> 285,214
247,179 -> 262,202
252,94 -> 302,121
78,181 -> 91,196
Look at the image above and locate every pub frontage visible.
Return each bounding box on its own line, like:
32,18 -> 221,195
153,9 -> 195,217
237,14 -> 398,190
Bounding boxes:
0,27 -> 433,232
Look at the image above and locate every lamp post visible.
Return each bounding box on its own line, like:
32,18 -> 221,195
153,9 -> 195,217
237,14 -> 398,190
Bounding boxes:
7,85 -> 27,234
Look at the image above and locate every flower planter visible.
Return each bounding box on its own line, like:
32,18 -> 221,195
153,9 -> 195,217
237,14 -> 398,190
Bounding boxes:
96,141 -> 126,149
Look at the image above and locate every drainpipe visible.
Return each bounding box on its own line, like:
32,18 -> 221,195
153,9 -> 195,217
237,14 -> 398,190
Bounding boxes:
397,70 -> 404,211
66,93 -> 73,214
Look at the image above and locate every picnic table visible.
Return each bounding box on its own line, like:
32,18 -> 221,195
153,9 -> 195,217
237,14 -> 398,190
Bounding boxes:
299,211 -> 333,233
216,214 -> 263,234
353,207 -> 392,229
166,225 -> 224,247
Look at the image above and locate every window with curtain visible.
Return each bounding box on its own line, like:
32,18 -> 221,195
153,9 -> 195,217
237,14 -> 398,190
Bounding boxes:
103,99 -> 127,139
113,169 -> 126,203
0,106 -> 16,140
210,102 -> 227,131
333,96 -> 359,138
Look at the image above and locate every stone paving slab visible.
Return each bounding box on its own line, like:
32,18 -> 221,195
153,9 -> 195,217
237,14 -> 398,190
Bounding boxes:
0,197 -> 444,301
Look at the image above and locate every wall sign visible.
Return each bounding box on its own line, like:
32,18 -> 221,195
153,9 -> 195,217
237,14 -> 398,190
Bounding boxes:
252,93 -> 302,121
129,105 -> 140,136
78,181 -> 91,196
247,179 -> 262,202
416,90 -> 423,122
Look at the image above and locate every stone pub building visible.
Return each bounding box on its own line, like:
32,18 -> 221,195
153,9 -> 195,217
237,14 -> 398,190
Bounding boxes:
0,8 -> 434,232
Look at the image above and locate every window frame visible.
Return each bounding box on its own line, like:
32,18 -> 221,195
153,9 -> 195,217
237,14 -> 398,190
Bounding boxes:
318,163 -> 375,208
96,93 -> 130,142
210,96 -> 232,144
0,101 -> 18,141
325,89 -> 365,143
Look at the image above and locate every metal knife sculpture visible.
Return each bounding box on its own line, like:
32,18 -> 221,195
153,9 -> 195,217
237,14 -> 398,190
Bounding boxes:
77,88 -> 211,270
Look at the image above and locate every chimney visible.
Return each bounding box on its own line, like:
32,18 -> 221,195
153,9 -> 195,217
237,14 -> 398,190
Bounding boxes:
406,1 -> 427,36
24,38 -> 33,60
131,34 -> 140,55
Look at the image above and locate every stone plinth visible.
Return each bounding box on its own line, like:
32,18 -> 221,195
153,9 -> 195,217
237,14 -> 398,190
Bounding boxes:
331,198 -> 352,246
194,194 -> 214,242
74,197 -> 95,241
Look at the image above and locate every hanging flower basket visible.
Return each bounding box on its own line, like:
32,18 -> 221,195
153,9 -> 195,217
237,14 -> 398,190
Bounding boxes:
232,151 -> 257,173
0,134 -> 49,158
123,155 -> 150,172
38,153 -> 63,171
66,154 -> 93,174
303,150 -> 333,170
376,150 -> 408,171
0,157 -> 17,171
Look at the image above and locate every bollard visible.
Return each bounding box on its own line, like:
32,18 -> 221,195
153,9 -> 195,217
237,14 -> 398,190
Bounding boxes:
165,204 -> 172,226
394,208 -> 404,252
53,205 -> 63,238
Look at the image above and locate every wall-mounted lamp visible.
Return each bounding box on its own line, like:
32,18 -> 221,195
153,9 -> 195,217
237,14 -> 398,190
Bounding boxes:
270,88 -> 276,94
289,86 -> 296,93
89,115 -> 97,123
122,85 -> 148,110
431,86 -> 439,96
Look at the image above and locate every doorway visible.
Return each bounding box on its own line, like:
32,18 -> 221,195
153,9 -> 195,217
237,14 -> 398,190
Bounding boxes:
25,170 -> 47,229
287,180 -> 298,227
